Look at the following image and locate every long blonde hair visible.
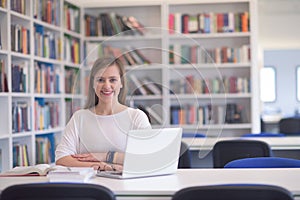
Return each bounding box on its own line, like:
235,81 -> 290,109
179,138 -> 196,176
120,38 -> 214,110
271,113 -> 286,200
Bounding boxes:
84,56 -> 127,109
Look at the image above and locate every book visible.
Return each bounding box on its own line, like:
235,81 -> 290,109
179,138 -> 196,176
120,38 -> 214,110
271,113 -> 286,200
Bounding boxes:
0,164 -> 68,176
129,74 -> 147,95
142,77 -> 162,95
47,167 -> 95,183
145,106 -> 163,124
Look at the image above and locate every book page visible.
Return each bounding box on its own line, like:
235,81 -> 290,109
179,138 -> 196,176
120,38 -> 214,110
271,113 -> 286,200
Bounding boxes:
0,164 -> 69,176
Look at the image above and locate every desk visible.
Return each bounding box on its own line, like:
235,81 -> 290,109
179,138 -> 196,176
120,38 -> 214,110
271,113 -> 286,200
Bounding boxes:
183,137 -> 300,168
1,169 -> 300,200
182,137 -> 300,151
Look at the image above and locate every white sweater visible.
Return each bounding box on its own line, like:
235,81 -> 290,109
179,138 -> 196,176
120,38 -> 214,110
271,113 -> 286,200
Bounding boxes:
55,108 -> 151,161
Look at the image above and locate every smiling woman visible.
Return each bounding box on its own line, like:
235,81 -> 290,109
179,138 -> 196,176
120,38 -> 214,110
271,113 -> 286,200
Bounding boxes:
55,56 -> 152,171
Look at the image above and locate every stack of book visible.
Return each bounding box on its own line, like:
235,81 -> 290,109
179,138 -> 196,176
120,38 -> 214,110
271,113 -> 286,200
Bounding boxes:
0,164 -> 95,183
47,167 -> 95,183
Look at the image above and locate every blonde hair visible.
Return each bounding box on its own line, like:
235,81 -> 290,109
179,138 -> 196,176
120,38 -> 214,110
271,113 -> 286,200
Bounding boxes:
84,56 -> 127,109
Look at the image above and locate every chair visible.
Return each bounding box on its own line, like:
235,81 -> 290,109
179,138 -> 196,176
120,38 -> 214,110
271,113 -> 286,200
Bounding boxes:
0,183 -> 116,200
242,132 -> 285,137
213,140 -> 272,168
224,157 -> 300,168
279,117 -> 300,136
172,184 -> 294,200
178,141 -> 192,168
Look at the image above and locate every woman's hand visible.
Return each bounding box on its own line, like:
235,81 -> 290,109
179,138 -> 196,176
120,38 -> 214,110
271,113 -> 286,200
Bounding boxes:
72,153 -> 103,162
90,162 -> 123,172
72,152 -> 124,165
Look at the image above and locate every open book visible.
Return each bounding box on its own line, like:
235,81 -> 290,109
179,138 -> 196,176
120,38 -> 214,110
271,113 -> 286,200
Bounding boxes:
0,164 -> 69,176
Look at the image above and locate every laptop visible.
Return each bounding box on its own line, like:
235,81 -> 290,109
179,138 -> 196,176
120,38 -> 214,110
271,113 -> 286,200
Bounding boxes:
96,127 -> 183,179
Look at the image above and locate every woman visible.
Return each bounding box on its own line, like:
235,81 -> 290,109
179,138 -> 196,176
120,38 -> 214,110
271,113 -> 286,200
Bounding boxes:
55,56 -> 151,171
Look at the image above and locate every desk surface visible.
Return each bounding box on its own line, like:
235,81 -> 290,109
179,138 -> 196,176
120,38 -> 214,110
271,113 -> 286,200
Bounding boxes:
182,137 -> 300,151
1,169 -> 300,200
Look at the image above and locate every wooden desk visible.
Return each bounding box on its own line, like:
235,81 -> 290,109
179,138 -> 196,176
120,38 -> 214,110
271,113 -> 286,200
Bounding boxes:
1,169 -> 300,200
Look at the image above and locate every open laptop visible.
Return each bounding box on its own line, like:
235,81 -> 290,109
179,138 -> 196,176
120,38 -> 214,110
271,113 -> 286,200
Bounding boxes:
96,127 -> 183,179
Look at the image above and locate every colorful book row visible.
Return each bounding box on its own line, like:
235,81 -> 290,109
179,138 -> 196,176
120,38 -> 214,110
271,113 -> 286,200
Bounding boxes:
12,102 -> 31,133
84,42 -> 150,68
85,13 -> 145,36
63,1 -> 80,33
64,35 -> 80,64
11,24 -> 30,55
170,103 -> 245,125
170,75 -> 250,95
34,24 -> 62,60
128,74 -> 162,96
34,61 -> 60,94
11,60 -> 29,93
13,143 -> 29,167
36,133 -> 56,164
169,44 -> 251,64
34,98 -> 60,131
169,12 -> 249,34
11,0 -> 26,15
33,0 -> 60,26
65,67 -> 80,94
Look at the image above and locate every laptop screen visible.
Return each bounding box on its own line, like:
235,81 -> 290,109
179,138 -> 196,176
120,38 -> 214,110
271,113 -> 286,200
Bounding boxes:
122,127 -> 183,177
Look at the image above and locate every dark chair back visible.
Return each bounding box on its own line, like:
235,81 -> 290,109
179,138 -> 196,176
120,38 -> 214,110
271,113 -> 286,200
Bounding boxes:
0,183 -> 116,200
213,140 -> 272,168
225,157 -> 300,168
279,117 -> 300,135
178,141 -> 192,168
172,184 -> 294,200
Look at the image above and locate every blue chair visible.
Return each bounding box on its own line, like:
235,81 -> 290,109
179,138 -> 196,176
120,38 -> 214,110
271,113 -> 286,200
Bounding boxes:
172,184 -> 294,200
0,183 -> 116,200
224,157 -> 300,168
213,140 -> 272,168
242,132 -> 285,137
182,133 -> 206,138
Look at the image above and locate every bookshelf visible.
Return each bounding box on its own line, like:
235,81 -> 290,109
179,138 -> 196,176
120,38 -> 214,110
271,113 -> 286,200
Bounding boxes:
0,0 -> 259,172
83,2 -> 164,127
0,0 -> 84,172
83,0 -> 259,136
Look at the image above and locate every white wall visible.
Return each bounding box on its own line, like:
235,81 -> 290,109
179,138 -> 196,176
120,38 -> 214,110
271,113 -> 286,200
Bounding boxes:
263,49 -> 300,117
258,0 -> 300,120
258,0 -> 300,50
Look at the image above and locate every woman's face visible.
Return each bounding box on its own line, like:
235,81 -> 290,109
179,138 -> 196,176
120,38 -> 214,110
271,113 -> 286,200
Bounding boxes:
93,64 -> 123,104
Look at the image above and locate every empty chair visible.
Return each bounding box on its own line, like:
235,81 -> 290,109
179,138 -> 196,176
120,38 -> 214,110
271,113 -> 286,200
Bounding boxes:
0,183 -> 116,200
178,141 -> 192,168
213,140 -> 272,168
242,132 -> 285,137
279,117 -> 300,135
172,184 -> 294,200
224,157 -> 300,168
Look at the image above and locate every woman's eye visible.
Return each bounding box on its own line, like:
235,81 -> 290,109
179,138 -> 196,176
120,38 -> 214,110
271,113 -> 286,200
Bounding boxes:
96,78 -> 104,82
110,78 -> 117,83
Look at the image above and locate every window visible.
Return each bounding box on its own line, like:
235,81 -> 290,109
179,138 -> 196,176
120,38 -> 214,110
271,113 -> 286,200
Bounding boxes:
297,66 -> 300,101
260,67 -> 276,102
